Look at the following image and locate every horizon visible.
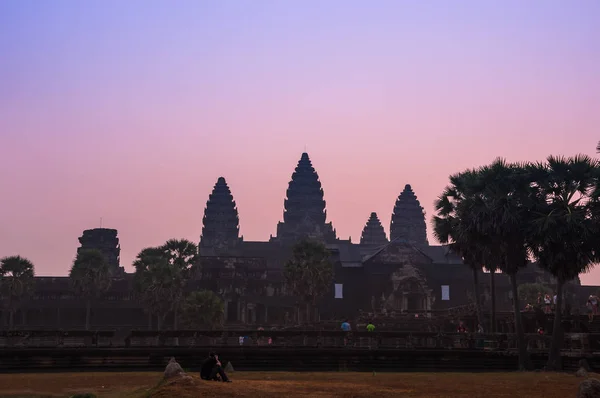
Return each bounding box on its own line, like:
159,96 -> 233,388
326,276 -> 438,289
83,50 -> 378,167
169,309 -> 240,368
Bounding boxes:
1,1 -> 599,283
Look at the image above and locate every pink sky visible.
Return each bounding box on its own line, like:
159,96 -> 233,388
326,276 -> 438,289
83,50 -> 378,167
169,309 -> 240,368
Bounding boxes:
1,1 -> 599,283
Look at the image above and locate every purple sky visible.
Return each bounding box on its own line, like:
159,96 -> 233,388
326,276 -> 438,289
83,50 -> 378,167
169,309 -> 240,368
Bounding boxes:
1,1 -> 599,283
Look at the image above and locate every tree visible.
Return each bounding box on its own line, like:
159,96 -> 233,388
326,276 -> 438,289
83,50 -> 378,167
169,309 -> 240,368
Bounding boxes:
518,283 -> 552,307
0,256 -> 35,329
284,239 -> 334,323
161,239 -> 199,279
133,248 -> 183,331
467,159 -> 534,370
180,290 -> 224,330
69,249 -> 111,330
160,239 -> 199,329
527,155 -> 600,370
433,169 -> 486,331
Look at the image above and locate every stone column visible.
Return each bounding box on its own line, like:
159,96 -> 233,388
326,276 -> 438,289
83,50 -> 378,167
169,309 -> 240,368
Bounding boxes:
264,306 -> 269,324
224,301 -> 229,322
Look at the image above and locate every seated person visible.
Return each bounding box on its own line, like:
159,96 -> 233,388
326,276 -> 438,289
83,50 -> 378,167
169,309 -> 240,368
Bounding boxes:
200,352 -> 231,382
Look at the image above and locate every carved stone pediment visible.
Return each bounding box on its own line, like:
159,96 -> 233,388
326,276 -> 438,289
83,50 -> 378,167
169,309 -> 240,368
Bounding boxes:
363,242 -> 432,266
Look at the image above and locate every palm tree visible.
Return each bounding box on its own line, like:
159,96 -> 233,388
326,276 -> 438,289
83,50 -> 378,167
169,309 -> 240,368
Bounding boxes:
467,159 -> 534,370
161,239 -> 199,279
433,169 -> 486,330
160,239 -> 199,330
180,290 -> 224,330
284,239 -> 334,323
69,249 -> 111,330
134,248 -> 183,331
0,256 -> 35,329
527,155 -> 600,370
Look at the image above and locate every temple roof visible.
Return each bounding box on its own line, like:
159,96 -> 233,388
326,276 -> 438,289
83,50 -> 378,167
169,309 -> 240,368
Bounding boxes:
360,212 -> 388,246
390,184 -> 428,246
200,177 -> 240,250
275,153 -> 336,243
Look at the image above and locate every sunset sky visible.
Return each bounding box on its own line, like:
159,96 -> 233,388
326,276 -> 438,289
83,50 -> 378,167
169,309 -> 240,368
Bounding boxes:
1,1 -> 599,282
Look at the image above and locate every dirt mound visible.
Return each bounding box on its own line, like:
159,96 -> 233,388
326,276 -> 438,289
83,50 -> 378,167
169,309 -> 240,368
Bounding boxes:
149,376 -> 235,398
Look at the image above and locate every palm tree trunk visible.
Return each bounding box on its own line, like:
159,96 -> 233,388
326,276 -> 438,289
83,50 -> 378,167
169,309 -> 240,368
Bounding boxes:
490,270 -> 496,334
173,307 -> 179,346
148,313 -> 152,330
547,278 -> 565,370
472,267 -> 483,329
8,310 -> 14,330
157,314 -> 163,331
509,272 -> 532,370
85,299 -> 91,331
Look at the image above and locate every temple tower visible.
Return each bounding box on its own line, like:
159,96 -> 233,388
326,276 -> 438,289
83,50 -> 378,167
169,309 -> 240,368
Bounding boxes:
77,228 -> 124,275
273,152 -> 336,244
360,212 -> 388,246
390,184 -> 428,246
199,177 -> 241,253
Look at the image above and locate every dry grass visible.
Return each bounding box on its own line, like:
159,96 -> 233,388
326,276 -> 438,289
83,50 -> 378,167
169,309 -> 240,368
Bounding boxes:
0,371 -> 588,398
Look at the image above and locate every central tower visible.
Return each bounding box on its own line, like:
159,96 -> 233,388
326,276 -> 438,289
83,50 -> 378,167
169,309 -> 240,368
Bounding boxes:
272,152 -> 336,244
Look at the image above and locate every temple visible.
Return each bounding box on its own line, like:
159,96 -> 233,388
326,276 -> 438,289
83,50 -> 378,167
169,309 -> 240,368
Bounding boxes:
360,212 -> 388,247
272,153 -> 336,244
199,177 -> 242,255
77,228 -> 125,276
4,152 -> 590,330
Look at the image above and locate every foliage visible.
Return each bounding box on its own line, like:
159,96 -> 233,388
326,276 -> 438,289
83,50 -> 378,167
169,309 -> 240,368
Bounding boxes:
433,169 -> 487,328
284,239 -> 333,306
527,155 -> 600,283
180,290 -> 224,329
69,249 -> 111,299
133,247 -> 184,329
517,283 -> 552,306
525,155 -> 600,368
0,255 -> 35,302
0,255 -> 35,328
161,239 -> 199,279
434,159 -> 534,370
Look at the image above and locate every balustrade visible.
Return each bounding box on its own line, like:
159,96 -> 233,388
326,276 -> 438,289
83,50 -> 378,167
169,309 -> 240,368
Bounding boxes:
0,329 -> 597,355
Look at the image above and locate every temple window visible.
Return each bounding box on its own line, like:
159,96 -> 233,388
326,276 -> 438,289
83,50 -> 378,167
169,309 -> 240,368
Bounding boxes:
441,285 -> 450,300
334,283 -> 343,299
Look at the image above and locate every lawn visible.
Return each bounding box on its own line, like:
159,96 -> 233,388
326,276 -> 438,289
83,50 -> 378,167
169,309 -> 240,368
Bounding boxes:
0,371 -> 587,398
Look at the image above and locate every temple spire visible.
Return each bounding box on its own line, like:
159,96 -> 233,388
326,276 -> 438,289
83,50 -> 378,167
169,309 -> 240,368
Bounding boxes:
390,184 -> 428,246
200,177 -> 241,252
273,153 -> 336,243
360,212 -> 388,246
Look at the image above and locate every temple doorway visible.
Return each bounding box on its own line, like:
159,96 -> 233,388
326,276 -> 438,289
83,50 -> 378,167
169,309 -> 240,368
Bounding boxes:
227,301 -> 238,322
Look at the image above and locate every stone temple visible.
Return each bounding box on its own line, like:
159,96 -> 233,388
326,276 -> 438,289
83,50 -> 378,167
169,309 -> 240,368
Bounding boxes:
8,152 -> 589,329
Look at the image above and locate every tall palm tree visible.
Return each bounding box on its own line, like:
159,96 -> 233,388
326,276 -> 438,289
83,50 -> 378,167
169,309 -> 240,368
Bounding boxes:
284,239 -> 333,323
456,159 -> 533,370
134,248 -> 183,331
0,256 -> 35,329
527,155 -> 600,370
433,169 -> 486,330
161,239 -> 199,330
69,249 -> 112,330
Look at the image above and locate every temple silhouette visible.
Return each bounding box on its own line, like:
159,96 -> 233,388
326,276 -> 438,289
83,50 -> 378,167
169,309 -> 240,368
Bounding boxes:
11,152 -> 594,329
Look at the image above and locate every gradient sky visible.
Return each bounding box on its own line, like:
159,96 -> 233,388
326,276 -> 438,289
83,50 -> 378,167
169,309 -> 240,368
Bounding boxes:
1,1 -> 599,282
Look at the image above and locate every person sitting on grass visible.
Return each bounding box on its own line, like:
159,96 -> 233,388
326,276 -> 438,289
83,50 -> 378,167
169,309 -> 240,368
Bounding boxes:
200,352 -> 231,382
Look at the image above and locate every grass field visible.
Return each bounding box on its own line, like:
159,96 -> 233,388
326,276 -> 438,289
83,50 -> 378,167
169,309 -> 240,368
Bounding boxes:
0,371 -> 588,398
